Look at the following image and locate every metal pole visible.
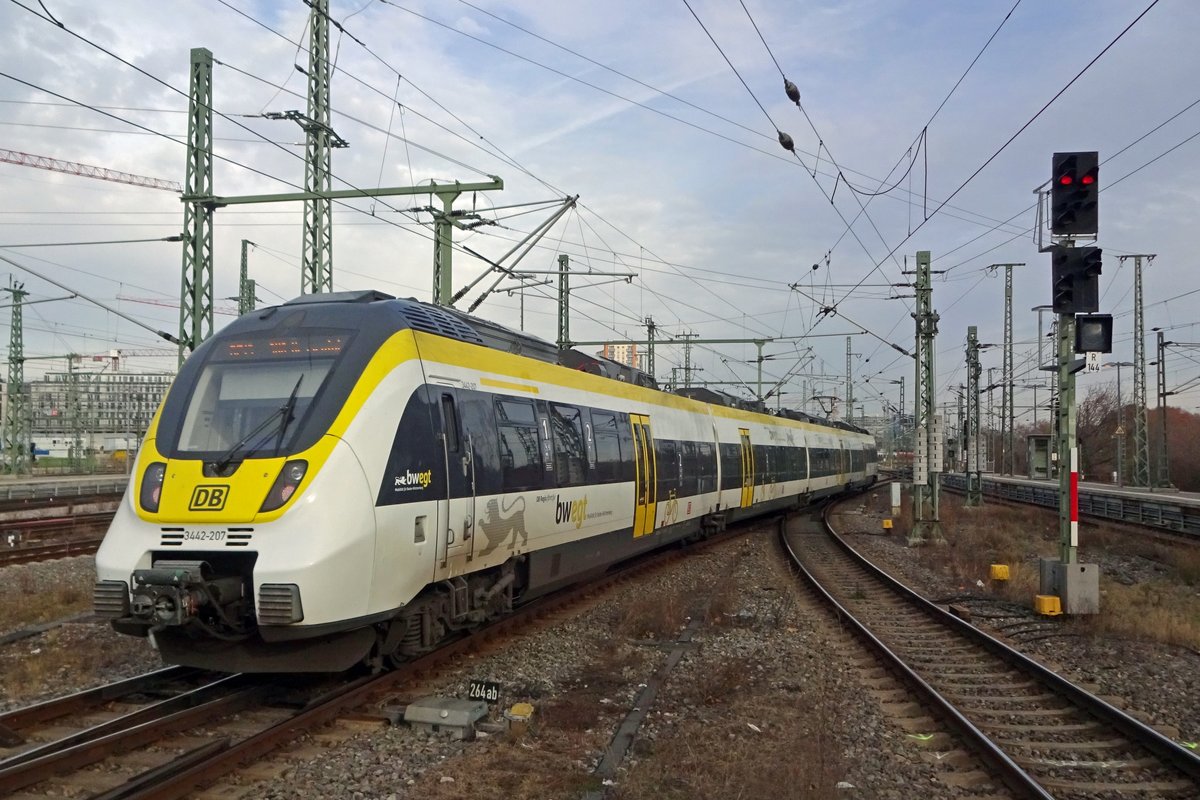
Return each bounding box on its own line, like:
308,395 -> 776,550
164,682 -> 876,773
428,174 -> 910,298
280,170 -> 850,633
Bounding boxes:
179,47 -> 214,365
681,333 -> 696,389
986,366 -> 996,472
966,326 -> 982,506
957,386 -> 965,472
301,0 -> 334,294
1156,331 -> 1172,488
1124,254 -> 1155,487
757,341 -> 765,402
911,250 -> 943,545
1003,265 -> 1017,474
845,336 -> 852,423
238,239 -> 256,316
4,279 -> 29,474
1117,362 -> 1124,487
556,254 -> 570,349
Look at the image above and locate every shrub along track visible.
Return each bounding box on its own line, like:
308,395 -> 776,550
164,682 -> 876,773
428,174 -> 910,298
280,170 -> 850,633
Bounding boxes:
786,497 -> 1200,799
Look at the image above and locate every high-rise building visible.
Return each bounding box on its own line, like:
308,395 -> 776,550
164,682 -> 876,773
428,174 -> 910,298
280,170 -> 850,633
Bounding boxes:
601,342 -> 639,369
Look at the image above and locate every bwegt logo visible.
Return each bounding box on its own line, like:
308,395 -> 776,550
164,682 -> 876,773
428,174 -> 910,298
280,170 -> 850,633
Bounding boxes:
189,485 -> 229,511
555,495 -> 588,529
395,469 -> 433,489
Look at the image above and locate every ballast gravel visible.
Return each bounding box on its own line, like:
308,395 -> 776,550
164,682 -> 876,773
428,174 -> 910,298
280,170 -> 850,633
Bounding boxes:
1,495 -> 1197,799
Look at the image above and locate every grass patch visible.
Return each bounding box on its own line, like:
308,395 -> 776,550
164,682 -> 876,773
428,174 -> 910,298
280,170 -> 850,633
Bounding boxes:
408,732 -> 607,798
0,564 -> 94,632
900,491 -> 1200,650
540,644 -> 648,733
700,573 -> 741,626
616,592 -> 687,641
614,668 -> 846,799
1086,580 -> 1200,651
0,626 -> 156,704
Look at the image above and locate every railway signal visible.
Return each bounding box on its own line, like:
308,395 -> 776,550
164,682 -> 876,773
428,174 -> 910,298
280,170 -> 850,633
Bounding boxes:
1050,151 -> 1099,235
1075,314 -> 1113,354
1037,151 -> 1104,616
1050,246 -> 1102,314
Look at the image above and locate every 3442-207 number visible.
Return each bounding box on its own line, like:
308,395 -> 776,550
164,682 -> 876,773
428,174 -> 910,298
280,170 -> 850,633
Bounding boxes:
182,530 -> 226,541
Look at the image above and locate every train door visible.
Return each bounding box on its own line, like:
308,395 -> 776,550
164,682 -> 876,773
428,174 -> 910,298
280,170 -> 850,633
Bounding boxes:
631,414 -> 657,536
739,428 -> 754,508
438,390 -> 476,569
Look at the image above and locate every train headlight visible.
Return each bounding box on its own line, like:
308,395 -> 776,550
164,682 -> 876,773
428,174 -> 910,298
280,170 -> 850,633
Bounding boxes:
260,459 -> 308,512
139,462 -> 167,513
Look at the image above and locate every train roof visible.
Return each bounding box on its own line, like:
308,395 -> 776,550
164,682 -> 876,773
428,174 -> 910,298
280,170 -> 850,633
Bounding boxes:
270,291 -> 869,437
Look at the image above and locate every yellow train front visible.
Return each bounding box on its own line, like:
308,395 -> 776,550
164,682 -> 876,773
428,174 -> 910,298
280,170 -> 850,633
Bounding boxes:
95,290 -> 877,672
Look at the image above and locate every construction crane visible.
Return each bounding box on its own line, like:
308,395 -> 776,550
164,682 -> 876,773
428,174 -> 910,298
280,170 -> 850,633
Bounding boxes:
0,149 -> 182,193
78,348 -> 177,372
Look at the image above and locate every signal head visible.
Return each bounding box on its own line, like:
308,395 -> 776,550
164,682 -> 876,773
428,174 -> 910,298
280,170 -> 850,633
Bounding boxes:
1050,151 -> 1099,235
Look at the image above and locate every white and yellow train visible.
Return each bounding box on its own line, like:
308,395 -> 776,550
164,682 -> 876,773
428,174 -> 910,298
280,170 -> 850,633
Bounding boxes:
94,291 -> 877,672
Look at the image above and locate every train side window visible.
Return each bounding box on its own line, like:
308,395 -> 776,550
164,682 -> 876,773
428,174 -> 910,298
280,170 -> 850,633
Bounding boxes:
616,413 -> 636,482
697,441 -> 716,494
550,403 -> 587,486
719,442 -> 741,491
655,439 -> 678,499
592,410 -> 622,483
496,398 -> 537,425
495,397 -> 541,492
440,394 -> 460,452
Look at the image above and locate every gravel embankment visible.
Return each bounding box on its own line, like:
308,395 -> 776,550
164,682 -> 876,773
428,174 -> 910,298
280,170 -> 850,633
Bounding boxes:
211,523 -> 996,800
0,555 -> 161,712
839,488 -> 1200,745
3,494 -> 1197,798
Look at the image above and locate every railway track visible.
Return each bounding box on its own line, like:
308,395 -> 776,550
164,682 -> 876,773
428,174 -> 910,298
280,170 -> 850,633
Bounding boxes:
785,498 -> 1200,798
0,505 -> 757,799
0,512 -> 114,567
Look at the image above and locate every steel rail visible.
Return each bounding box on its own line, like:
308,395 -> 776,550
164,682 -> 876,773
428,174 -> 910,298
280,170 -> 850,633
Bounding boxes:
800,496 -> 1200,795
0,680 -> 267,796
780,505 -> 1053,800
0,666 -> 196,733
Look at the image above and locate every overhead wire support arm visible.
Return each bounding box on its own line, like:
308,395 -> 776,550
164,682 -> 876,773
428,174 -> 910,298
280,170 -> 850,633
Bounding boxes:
452,196 -> 578,311
184,177 -> 505,207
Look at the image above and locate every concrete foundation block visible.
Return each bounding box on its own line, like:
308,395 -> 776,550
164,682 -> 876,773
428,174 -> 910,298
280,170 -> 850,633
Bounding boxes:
1038,558 -> 1100,615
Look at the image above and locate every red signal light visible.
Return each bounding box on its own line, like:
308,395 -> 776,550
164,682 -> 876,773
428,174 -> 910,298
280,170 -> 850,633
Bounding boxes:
1059,175 -> 1073,185
1081,174 -> 1095,185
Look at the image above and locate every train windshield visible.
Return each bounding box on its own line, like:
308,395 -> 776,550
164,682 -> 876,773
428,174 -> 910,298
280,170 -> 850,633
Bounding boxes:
173,330 -> 353,457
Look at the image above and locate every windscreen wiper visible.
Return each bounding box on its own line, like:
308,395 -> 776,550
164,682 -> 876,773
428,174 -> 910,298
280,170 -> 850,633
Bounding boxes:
273,375 -> 304,455
212,375 -> 304,473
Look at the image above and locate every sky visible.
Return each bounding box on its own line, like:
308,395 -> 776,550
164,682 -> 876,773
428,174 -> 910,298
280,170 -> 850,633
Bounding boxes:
1,0 -> 1198,429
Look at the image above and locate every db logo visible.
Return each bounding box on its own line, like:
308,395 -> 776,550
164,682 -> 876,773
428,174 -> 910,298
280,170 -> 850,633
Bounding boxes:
189,485 -> 229,511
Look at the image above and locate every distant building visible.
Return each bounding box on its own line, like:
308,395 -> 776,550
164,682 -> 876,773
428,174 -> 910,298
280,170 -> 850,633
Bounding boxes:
28,370 -> 173,457
601,342 -> 639,370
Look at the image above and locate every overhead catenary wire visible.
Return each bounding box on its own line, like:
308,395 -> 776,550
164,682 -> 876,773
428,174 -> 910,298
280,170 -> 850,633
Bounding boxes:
4,1 -> 1193,414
